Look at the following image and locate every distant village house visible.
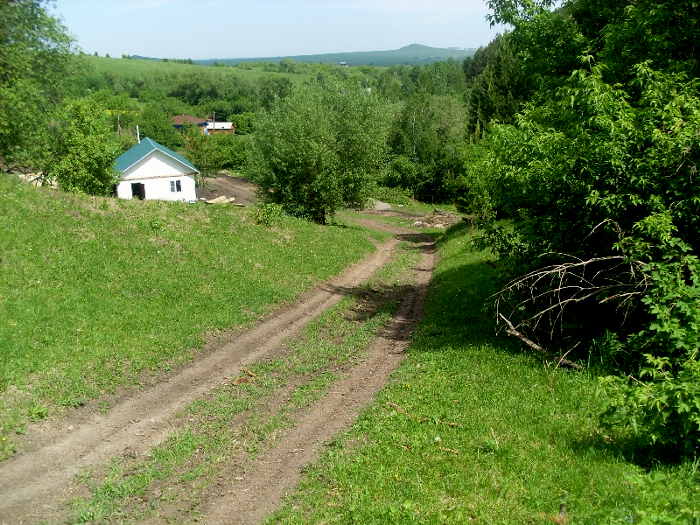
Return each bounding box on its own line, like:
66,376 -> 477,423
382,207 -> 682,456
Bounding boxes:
115,137 -> 198,203
171,114 -> 208,133
206,121 -> 235,135
171,114 -> 235,135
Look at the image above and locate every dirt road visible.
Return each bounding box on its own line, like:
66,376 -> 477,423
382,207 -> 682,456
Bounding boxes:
0,218 -> 437,524
202,233 -> 436,525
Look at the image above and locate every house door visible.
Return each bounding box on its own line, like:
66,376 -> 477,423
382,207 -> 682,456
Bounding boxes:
131,183 -> 146,200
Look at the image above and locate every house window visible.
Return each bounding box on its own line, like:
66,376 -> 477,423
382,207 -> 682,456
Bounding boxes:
170,180 -> 182,193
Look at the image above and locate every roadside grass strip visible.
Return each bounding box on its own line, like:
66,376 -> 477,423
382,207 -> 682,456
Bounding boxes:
0,175 -> 377,459
68,241 -> 422,523
268,223 -> 700,524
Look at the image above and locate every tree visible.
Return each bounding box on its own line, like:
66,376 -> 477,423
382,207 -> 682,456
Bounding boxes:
0,0 -> 73,166
182,128 -> 249,174
45,99 -> 121,195
389,93 -> 467,201
250,81 -> 390,224
469,0 -> 700,454
138,103 -> 181,149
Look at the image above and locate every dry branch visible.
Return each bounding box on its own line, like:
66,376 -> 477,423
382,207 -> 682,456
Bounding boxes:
493,253 -> 647,345
498,314 -> 583,370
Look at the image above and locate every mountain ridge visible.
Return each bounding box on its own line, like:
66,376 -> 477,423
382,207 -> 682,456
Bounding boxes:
129,44 -> 475,67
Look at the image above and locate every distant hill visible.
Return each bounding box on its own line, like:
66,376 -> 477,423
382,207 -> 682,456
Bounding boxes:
169,44 -> 474,67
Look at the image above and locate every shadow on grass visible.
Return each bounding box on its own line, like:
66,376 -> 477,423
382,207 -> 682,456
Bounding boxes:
430,224 -> 692,467
395,232 -> 441,249
570,427 -> 694,468
321,281 -> 429,345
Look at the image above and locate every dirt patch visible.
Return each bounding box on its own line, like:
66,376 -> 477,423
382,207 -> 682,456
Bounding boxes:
196,174 -> 259,206
411,209 -> 462,229
199,233 -> 437,525
352,216 -> 416,235
0,238 -> 399,524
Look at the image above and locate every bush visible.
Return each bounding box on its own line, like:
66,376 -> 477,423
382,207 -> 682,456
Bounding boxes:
252,203 -> 285,227
601,356 -> 700,455
45,98 -> 120,195
371,185 -> 413,206
183,130 -> 250,174
476,65 -> 700,454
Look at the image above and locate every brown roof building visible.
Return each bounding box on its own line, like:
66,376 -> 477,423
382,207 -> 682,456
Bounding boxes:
171,114 -> 208,127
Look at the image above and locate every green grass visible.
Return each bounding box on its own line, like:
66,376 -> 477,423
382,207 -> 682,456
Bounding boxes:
82,55 -> 309,83
0,175 -> 377,458
268,223 -> 700,524
69,241 -> 422,523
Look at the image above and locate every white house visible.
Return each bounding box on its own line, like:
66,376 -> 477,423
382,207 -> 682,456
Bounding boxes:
115,137 -> 199,202
205,121 -> 235,135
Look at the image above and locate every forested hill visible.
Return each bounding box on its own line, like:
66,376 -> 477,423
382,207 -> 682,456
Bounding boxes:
135,44 -> 475,66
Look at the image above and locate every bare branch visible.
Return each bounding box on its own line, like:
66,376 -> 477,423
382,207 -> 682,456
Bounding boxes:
498,314 -> 583,370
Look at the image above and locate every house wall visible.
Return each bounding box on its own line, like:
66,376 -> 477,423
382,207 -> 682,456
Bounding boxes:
207,128 -> 235,135
116,151 -> 197,202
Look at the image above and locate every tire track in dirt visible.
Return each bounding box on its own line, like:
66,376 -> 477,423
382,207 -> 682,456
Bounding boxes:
200,231 -> 437,525
0,238 -> 400,524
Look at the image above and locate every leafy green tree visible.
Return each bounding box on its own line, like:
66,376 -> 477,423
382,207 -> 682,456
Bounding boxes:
45,98 -> 121,195
139,103 -> 181,149
258,77 -> 293,110
183,128 -> 249,174
389,93 -> 467,201
228,112 -> 256,134
466,0 -> 700,454
465,34 -> 528,137
0,0 -> 73,165
250,81 -> 390,224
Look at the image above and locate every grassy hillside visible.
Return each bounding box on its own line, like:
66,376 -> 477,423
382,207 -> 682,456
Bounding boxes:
0,175 -> 378,458
150,44 -> 474,67
82,55 -> 307,83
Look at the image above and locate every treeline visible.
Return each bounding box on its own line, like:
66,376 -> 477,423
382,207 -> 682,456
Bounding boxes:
0,0 -> 473,209
457,0 -> 700,460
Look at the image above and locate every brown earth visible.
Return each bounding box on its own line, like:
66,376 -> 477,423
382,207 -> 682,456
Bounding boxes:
200,232 -> 436,525
196,173 -> 259,205
0,236 -> 398,524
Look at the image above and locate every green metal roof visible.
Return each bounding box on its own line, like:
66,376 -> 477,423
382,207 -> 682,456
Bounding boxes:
114,137 -> 199,174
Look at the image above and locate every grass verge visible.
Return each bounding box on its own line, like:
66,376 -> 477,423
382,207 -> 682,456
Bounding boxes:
0,175 -> 376,458
68,240 -> 422,523
268,223 -> 700,524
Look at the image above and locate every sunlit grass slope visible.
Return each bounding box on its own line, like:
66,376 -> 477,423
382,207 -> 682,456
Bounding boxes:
83,55 -> 308,83
0,175 -> 374,458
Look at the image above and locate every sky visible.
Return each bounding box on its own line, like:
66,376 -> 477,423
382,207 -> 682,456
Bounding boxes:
52,1 -> 503,59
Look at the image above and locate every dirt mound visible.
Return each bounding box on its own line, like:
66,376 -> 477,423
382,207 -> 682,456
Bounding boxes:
197,173 -> 259,206
412,209 -> 461,229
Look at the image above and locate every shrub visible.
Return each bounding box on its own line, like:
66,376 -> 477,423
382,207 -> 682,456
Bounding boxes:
45,98 -> 120,195
372,185 -> 413,206
252,203 -> 285,227
601,356 -> 700,455
476,64 -> 700,454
